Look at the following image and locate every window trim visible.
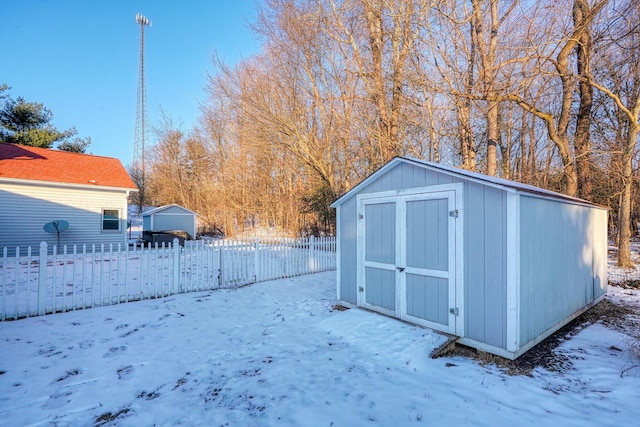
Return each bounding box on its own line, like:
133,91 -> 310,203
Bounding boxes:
102,208 -> 121,232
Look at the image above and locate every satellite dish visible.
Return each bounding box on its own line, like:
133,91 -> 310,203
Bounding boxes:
43,220 -> 69,233
43,220 -> 69,247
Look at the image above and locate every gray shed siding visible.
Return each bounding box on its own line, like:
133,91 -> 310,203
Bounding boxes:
154,205 -> 190,215
337,162 -> 509,349
143,205 -> 197,238
150,215 -> 193,234
361,162 -> 456,192
519,196 -> 607,345
464,182 -> 508,349
338,197 -> 358,304
143,216 -> 151,231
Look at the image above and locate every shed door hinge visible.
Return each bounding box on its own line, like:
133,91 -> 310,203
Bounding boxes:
449,209 -> 459,218
359,286 -> 364,293
449,307 -> 459,316
359,213 -> 364,220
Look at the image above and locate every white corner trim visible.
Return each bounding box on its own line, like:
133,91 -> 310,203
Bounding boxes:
454,184 -> 465,338
335,205 -> 342,301
505,192 -> 520,352
356,197 -> 365,307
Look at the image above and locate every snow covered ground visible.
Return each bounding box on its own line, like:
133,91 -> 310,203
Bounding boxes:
1,265 -> 640,425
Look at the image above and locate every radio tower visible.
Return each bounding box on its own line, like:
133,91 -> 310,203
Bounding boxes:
134,13 -> 151,213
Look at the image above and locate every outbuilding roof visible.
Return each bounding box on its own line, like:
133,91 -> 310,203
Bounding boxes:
331,156 -> 602,208
142,204 -> 199,217
0,143 -> 137,189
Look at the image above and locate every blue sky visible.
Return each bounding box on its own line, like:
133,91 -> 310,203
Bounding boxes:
1,1 -> 261,166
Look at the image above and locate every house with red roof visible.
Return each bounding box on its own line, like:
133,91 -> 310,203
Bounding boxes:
0,143 -> 137,253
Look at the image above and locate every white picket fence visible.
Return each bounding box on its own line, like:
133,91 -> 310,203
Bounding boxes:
0,236 -> 336,321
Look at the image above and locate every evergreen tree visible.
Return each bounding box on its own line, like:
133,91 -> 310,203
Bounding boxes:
0,85 -> 90,151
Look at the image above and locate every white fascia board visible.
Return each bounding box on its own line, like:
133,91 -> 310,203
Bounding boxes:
0,176 -> 136,193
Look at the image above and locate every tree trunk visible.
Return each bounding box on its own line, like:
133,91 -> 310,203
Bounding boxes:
554,134 -> 579,197
573,0 -> 594,200
618,125 -> 638,267
486,101 -> 499,176
458,100 -> 476,170
361,0 -> 413,164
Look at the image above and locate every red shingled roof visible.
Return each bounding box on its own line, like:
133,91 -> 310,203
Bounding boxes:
0,143 -> 137,189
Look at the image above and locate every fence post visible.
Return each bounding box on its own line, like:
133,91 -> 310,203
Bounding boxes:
38,241 -> 47,316
218,241 -> 223,288
172,238 -> 181,293
254,238 -> 259,282
2,247 -> 7,320
309,235 -> 315,273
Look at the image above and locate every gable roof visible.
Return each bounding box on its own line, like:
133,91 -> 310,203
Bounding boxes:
0,143 -> 137,190
142,204 -> 198,217
331,156 -> 601,208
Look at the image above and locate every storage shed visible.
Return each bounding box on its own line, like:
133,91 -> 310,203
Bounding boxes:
330,157 -> 607,359
142,204 -> 198,241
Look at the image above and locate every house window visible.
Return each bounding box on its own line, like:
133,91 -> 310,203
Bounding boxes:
102,209 -> 120,231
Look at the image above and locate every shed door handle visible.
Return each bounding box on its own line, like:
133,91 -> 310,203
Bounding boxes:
397,266 -> 405,272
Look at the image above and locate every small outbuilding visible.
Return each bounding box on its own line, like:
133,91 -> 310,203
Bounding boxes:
142,204 -> 198,244
330,157 -> 607,359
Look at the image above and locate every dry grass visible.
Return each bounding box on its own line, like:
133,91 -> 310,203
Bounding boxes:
621,335 -> 640,377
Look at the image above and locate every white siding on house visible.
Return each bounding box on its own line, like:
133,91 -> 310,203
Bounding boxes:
0,180 -> 130,253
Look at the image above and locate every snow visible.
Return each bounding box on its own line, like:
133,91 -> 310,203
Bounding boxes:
608,240 -> 640,286
1,262 -> 640,425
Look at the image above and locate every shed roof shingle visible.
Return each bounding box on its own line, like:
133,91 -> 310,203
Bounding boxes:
0,143 -> 137,189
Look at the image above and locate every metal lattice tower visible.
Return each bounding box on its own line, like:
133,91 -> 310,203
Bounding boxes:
134,13 -> 151,185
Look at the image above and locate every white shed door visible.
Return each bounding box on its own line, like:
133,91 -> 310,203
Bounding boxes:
358,186 -> 463,336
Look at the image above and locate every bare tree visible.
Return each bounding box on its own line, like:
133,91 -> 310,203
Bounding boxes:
485,0 -> 608,196
127,164 -> 147,214
165,0 -> 640,248
328,0 -> 421,169
469,0 -> 519,176
573,0 -> 595,200
589,0 -> 640,266
426,1 -> 480,169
